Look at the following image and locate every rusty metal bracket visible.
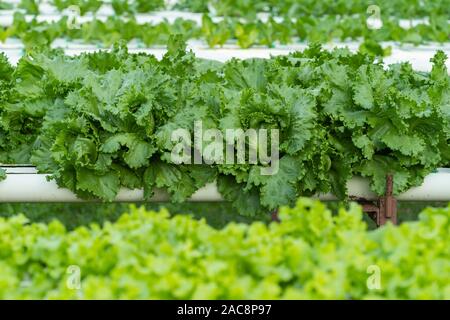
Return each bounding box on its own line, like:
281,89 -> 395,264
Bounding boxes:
353,175 -> 397,227
270,175 -> 397,228
271,210 -> 280,222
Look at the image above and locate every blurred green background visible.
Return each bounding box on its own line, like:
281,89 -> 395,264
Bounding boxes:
0,201 -> 447,230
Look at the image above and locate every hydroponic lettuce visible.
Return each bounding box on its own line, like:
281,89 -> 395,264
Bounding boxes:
0,40 -> 449,216
0,1 -> 12,10
1,11 -> 449,50
1,12 -> 200,49
51,0 -> 166,15
6,0 -> 450,18
10,0 -> 166,15
177,0 -> 450,18
0,198 -> 449,299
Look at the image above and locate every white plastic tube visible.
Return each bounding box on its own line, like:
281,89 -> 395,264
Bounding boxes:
316,171 -> 450,201
0,172 -> 223,202
0,9 -> 448,26
0,167 -> 448,202
2,46 -> 449,72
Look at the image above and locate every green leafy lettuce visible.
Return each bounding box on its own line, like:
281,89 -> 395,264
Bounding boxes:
0,41 -> 448,216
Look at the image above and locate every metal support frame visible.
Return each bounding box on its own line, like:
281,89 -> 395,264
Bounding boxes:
352,175 -> 397,227
6,167 -> 450,227
271,175 -> 398,228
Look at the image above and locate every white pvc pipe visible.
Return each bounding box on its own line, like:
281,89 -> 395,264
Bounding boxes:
0,172 -> 223,202
2,35 -> 449,52
0,167 -> 448,202
0,9 -> 448,27
316,171 -> 450,201
2,46 -> 449,72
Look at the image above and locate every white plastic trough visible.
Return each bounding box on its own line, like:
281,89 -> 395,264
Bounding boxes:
1,44 -> 450,72
0,8 -> 448,27
0,167 -> 449,202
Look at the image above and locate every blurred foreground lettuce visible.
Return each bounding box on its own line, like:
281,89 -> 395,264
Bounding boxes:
0,198 -> 448,299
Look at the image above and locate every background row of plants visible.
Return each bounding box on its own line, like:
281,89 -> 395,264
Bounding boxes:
2,0 -> 449,18
1,39 -> 449,217
1,12 -> 449,50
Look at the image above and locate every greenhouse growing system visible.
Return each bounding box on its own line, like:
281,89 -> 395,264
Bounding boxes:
0,0 -> 449,304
